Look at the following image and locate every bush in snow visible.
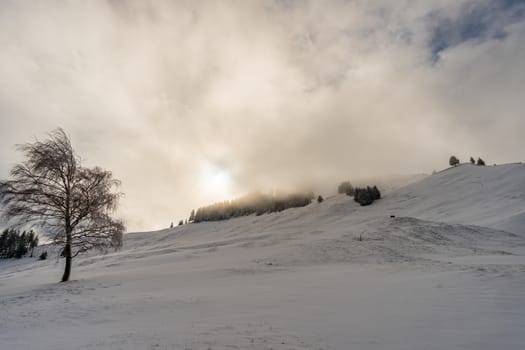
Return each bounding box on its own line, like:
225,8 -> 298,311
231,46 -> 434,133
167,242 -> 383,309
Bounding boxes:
449,155 -> 460,167
477,158 -> 486,166
470,157 -> 475,164
317,195 -> 324,203
39,251 -> 47,260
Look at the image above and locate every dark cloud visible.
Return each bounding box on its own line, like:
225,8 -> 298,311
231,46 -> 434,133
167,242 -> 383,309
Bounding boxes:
0,0 -> 524,231
428,0 -> 525,61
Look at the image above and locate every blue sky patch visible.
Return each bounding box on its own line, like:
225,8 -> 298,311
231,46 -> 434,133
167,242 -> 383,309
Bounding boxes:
428,0 -> 525,62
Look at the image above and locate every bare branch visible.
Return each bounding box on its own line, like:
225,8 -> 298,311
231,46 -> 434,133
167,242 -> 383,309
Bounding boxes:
0,128 -> 125,281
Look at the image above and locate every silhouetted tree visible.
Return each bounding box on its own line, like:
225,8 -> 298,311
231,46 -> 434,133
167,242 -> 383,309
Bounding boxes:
317,195 -> 324,203
353,186 -> 381,206
449,155 -> 460,167
0,128 -> 124,282
28,230 -> 38,257
178,220 -> 183,226
477,157 -> 485,166
371,186 -> 381,200
354,188 -> 373,206
470,157 -> 475,164
0,229 -> 7,258
189,209 -> 195,223
14,231 -> 28,258
338,181 -> 354,195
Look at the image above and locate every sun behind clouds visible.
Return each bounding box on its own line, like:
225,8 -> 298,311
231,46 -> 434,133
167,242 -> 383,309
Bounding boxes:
199,161 -> 233,201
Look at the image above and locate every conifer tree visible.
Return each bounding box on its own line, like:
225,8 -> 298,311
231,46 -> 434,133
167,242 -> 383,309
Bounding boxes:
449,155 -> 460,167
28,230 -> 39,257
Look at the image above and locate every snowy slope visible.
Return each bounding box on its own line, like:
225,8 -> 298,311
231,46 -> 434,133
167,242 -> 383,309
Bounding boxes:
1,163 -> 525,350
388,163 -> 525,235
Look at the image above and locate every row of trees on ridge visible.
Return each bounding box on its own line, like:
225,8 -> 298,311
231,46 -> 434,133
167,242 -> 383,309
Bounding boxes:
189,191 -> 315,223
0,228 -> 39,259
449,156 -> 486,167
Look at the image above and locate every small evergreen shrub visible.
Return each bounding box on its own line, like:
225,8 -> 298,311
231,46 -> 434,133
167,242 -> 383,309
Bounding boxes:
354,186 -> 381,206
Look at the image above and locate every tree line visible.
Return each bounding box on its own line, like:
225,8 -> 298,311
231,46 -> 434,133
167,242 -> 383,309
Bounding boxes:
190,191 -> 315,223
0,228 -> 39,259
169,180 -> 382,228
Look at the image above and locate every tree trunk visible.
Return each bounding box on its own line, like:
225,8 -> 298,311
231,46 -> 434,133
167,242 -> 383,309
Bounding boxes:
61,233 -> 72,282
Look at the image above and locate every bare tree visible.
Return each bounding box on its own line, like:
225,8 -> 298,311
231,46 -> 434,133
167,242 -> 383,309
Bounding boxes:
0,128 -> 124,282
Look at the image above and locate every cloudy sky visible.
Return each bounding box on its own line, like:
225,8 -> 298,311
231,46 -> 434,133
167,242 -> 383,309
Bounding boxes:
1,0 -> 524,231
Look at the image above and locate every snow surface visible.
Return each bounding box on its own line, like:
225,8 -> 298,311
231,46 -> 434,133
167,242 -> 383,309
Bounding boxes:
1,163 -> 525,349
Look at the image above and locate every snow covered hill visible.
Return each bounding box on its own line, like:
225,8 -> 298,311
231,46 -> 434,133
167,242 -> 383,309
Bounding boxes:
1,163 -> 524,349
390,163 -> 525,235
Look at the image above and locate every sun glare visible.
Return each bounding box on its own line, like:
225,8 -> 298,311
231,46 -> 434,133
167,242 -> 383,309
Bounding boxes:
199,162 -> 233,200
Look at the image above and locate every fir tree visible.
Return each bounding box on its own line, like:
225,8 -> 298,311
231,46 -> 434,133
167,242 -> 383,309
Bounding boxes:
371,186 -> 381,200
338,181 -> 354,195
15,231 -> 28,258
28,230 -> 39,257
